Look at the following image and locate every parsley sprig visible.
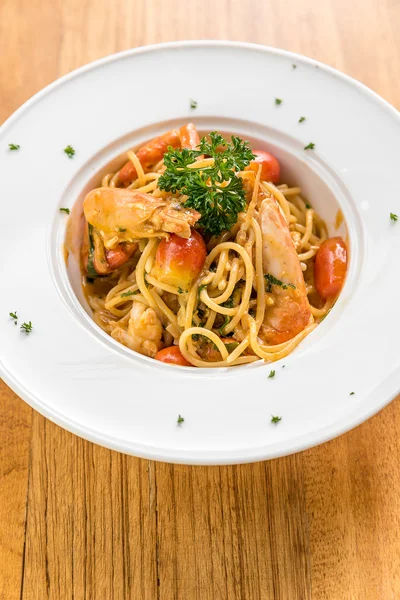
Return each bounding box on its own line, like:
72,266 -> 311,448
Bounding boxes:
271,415 -> 282,424
265,274 -> 296,293
20,321 -> 33,334
158,132 -> 255,236
64,145 -> 75,158
9,143 -> 20,150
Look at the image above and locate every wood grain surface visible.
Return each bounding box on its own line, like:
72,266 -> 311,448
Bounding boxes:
1,0 -> 400,598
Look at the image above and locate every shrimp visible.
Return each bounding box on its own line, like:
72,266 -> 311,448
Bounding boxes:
111,301 -> 163,358
83,188 -> 201,240
118,124 -> 201,185
118,129 -> 181,185
258,195 -> 311,345
179,122 -> 200,149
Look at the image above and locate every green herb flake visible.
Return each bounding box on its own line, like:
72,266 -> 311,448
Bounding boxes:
305,202 -> 311,209
218,315 -> 231,335
198,284 -> 207,298
9,311 -> 18,325
177,287 -> 187,294
275,98 -> 283,105
64,145 -> 75,158
116,226 -> 126,232
350,392 -> 355,396
304,142 -> 315,150
9,143 -> 20,150
390,213 -> 398,222
265,273 -> 296,293
20,321 -> 33,334
60,207 -> 70,214
177,414 -> 185,425
120,289 -> 139,298
158,132 -> 255,236
292,64 -> 297,69
224,341 -> 239,353
299,116 -> 306,123
268,370 -> 276,379
190,99 -> 197,110
271,415 -> 282,424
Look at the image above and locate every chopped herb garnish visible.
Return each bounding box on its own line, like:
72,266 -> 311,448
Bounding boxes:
350,392 -> 355,395
117,226 -> 126,232
390,213 -> 398,222
198,284 -> 207,298
268,370 -> 276,379
265,273 -> 296,293
275,98 -> 283,105
177,287 -> 186,294
305,202 -> 311,209
282,365 -> 285,368
64,145 -> 75,158
304,142 -> 315,150
219,315 -> 231,335
177,414 -> 184,425
9,143 -> 20,150
299,116 -> 306,123
9,311 -> 18,325
271,415 -> 282,424
60,207 -> 70,214
292,64 -> 297,69
120,290 -> 139,298
190,99 -> 197,109
158,132 -> 255,236
224,341 -> 239,353
20,321 -> 33,334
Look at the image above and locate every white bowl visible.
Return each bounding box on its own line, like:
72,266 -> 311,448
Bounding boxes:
1,41 -> 399,464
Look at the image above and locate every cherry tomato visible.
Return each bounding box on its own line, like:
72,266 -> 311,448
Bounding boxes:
314,237 -> 348,299
155,346 -> 192,366
153,229 -> 206,290
246,149 -> 281,183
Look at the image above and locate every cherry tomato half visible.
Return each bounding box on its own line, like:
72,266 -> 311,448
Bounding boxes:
153,229 -> 206,290
155,346 -> 192,366
314,237 -> 348,300
246,150 -> 281,183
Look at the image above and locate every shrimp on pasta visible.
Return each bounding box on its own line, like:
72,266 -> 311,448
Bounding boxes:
68,123 -> 348,367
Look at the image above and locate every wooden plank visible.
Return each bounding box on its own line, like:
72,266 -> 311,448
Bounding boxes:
20,412 -> 158,599
0,382 -> 31,600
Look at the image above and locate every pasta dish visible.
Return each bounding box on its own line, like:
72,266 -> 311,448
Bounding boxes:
75,123 -> 348,367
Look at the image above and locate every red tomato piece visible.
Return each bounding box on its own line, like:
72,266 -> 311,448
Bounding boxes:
153,229 -> 206,290
314,237 -> 348,299
155,346 -> 192,366
246,150 -> 281,183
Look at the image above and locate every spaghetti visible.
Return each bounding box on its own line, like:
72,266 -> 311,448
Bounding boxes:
76,124 -> 347,367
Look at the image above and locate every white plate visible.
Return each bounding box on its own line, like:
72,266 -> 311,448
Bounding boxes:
1,41 -> 400,465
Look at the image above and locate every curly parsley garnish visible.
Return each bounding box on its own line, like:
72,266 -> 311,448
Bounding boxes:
275,98 -> 283,105
390,213 -> 398,222
265,274 -> 296,293
9,143 -> 20,150
158,132 -> 255,236
271,415 -> 282,424
299,116 -> 306,123
190,99 -> 197,109
64,145 -> 75,158
268,370 -> 276,379
60,207 -> 70,214
304,142 -> 315,150
9,311 -> 18,325
20,321 -> 33,334
177,414 -> 185,425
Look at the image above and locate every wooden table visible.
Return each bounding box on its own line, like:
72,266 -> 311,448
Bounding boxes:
1,1 -> 400,597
